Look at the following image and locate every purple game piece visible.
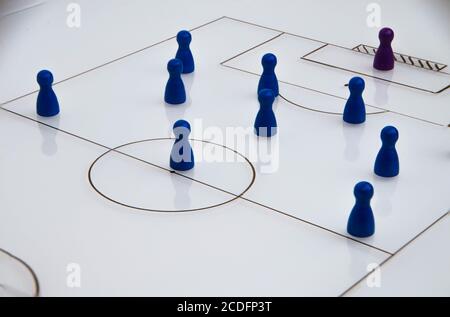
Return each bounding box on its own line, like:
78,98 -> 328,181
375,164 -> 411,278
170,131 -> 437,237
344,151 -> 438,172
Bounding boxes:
373,27 -> 395,71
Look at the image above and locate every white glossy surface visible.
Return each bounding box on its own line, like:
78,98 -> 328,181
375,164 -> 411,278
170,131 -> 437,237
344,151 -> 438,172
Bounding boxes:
2,17 -> 281,148
1,0 -> 449,297
277,81 -> 383,115
243,94 -> 450,254
89,139 -> 254,212
3,18 -> 449,254
303,44 -> 449,93
224,34 -> 383,115
0,0 -> 220,104
347,214 -> 450,297
0,110 -> 388,296
1,0 -> 449,104
225,33 -> 450,125
0,250 -> 37,297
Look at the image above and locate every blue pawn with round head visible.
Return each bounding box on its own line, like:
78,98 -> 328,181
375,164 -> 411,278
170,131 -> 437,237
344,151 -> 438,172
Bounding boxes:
175,30 -> 194,74
170,120 -> 194,171
258,53 -> 279,97
343,77 -> 366,124
165,59 -> 186,105
374,126 -> 399,177
254,89 -> 277,137
36,70 -> 60,117
347,181 -> 375,238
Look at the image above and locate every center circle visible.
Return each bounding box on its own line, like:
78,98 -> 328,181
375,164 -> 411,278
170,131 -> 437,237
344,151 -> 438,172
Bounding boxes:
88,138 -> 256,213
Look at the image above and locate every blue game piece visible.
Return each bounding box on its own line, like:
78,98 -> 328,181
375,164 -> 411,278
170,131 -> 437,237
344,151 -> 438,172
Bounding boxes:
175,30 -> 194,74
170,120 -> 194,171
343,77 -> 366,124
254,89 -> 277,137
374,126 -> 399,177
347,181 -> 375,238
258,53 -> 279,96
164,59 -> 186,105
36,70 -> 60,117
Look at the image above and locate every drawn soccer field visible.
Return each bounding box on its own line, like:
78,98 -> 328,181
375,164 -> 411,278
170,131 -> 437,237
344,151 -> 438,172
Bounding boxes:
0,2 -> 449,297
